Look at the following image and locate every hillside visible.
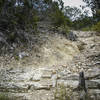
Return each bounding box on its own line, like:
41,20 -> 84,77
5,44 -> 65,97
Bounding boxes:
0,0 -> 100,100
0,21 -> 79,68
0,23 -> 100,100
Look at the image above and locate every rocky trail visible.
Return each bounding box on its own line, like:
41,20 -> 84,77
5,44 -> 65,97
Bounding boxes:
0,28 -> 100,100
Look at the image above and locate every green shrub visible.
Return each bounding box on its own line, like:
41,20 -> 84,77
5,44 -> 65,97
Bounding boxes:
58,25 -> 70,35
54,84 -> 67,100
82,21 -> 100,32
32,16 -> 39,30
0,94 -> 10,100
91,21 -> 100,32
51,8 -> 66,27
8,32 -> 16,42
14,55 -> 19,61
63,25 -> 70,33
54,85 -> 74,100
82,27 -> 91,31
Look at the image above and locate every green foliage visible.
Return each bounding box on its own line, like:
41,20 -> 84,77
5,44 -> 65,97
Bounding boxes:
83,0 -> 100,12
0,0 -> 40,45
58,25 -> 70,35
72,16 -> 93,30
81,21 -> 100,32
44,0 -> 52,4
54,85 -> 74,100
0,0 -> 38,31
65,17 -> 72,27
0,0 -> 4,13
64,6 -> 82,21
14,55 -> 19,61
51,8 -> 71,28
0,94 -> 10,100
54,84 -> 93,100
50,1 -> 71,36
32,16 -> 39,30
51,9 -> 66,27
50,0 -> 71,28
83,0 -> 100,22
63,6 -> 94,30
8,32 -> 16,42
82,21 -> 100,32
82,27 -> 91,31
54,85 -> 66,100
91,21 -> 100,32
57,0 -> 64,11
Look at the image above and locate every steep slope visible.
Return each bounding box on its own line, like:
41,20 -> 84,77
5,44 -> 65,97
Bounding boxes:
0,22 -> 79,100
0,24 -> 100,100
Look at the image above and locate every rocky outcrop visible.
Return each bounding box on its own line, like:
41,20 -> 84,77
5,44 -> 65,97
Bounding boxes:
0,31 -> 100,100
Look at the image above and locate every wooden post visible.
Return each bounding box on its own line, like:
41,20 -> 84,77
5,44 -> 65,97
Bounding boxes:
78,71 -> 87,100
79,71 -> 87,92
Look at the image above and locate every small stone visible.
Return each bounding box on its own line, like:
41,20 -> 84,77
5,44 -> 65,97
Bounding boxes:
18,52 -> 29,59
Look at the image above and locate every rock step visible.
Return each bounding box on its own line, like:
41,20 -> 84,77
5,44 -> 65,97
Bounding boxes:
0,81 -> 52,93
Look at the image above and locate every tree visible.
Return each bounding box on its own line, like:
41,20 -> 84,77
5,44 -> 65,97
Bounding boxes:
50,0 -> 70,27
83,0 -> 100,21
0,0 -> 38,30
64,6 -> 82,21
83,0 -> 100,11
58,0 -> 64,11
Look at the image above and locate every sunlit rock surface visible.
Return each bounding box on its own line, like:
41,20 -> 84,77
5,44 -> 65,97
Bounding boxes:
0,31 -> 100,100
